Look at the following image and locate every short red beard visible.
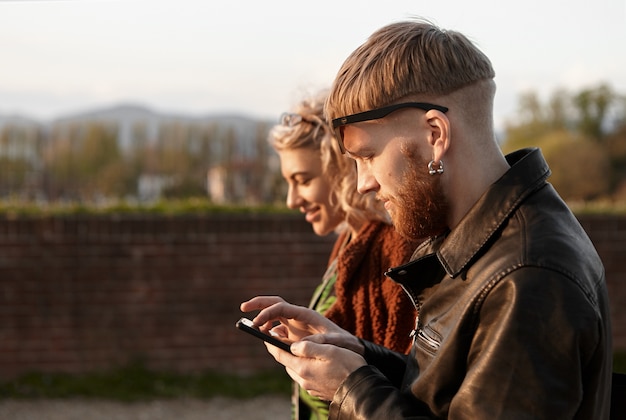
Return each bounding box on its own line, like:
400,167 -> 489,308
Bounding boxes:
390,155 -> 449,241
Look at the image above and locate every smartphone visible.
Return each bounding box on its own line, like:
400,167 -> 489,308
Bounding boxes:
236,317 -> 292,353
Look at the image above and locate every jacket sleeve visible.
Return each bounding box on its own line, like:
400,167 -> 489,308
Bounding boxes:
360,339 -> 408,386
329,366 -> 434,419
328,341 -> 436,419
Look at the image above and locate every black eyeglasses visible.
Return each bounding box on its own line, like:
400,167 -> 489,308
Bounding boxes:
331,102 -> 448,153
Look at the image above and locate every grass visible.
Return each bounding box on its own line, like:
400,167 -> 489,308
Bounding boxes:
568,199 -> 626,215
0,361 -> 291,401
2,354 -> 624,401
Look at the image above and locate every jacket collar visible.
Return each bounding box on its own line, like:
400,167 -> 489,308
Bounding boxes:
409,147 -> 551,278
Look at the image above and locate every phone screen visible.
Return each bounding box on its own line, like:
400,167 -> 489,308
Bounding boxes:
236,317 -> 292,353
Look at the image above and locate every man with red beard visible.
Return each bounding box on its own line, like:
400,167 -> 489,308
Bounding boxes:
241,19 -> 612,419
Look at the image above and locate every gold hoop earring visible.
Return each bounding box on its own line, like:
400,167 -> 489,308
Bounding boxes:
428,160 -> 444,175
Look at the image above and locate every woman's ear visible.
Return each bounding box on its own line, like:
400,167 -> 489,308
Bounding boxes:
426,110 -> 450,163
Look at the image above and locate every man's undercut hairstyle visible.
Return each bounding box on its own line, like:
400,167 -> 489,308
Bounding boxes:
326,19 -> 496,122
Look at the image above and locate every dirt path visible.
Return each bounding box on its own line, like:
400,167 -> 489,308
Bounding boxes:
0,395 -> 290,419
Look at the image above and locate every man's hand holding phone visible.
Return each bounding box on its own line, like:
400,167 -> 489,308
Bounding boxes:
239,295 -> 368,402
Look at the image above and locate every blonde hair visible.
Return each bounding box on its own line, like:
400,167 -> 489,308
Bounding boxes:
269,90 -> 389,229
325,19 -> 496,121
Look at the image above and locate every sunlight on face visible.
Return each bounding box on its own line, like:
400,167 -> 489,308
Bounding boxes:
342,116 -> 449,241
278,148 -> 345,236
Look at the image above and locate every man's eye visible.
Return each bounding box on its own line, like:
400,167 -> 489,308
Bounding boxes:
350,149 -> 374,161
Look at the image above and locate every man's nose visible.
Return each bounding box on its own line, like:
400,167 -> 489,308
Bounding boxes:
356,163 -> 379,195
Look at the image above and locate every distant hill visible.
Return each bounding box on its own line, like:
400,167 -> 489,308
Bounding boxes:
1,103 -> 275,154
52,103 -> 269,126
0,114 -> 43,129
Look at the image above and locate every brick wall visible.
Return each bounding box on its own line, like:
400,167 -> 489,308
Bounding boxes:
0,213 -> 623,380
578,215 -> 626,352
0,214 -> 335,379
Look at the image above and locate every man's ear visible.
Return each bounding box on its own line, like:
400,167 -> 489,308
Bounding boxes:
426,110 -> 450,163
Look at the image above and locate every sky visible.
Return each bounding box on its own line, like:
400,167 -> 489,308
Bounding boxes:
1,0 -> 625,131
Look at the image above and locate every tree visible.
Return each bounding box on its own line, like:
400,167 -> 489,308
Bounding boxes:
539,130 -> 611,200
572,83 -> 613,142
0,125 -> 42,198
44,122 -> 124,200
502,84 -> 625,201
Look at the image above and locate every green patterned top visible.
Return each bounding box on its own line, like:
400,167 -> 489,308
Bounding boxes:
292,257 -> 339,420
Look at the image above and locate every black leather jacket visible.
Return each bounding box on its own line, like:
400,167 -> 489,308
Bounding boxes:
329,148 -> 612,419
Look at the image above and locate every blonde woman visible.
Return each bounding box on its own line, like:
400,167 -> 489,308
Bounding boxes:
269,90 -> 418,420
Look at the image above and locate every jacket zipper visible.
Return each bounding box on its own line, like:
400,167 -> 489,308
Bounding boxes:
398,282 -> 421,343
